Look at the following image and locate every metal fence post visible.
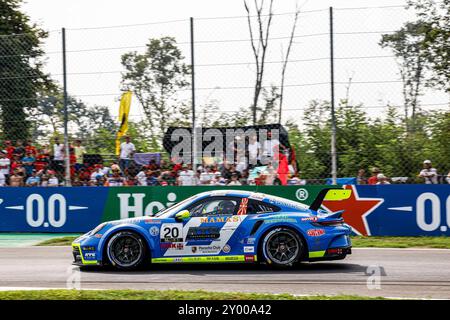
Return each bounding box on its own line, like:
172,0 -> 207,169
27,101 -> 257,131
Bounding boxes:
329,7 -> 337,185
62,28 -> 71,186
190,17 -> 198,167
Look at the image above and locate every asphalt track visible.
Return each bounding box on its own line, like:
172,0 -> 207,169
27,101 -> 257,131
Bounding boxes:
0,246 -> 449,299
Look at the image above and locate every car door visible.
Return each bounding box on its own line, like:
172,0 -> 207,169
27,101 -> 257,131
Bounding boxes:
161,196 -> 246,257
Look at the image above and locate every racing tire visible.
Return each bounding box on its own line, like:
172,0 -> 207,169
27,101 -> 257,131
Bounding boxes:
106,231 -> 147,270
261,228 -> 304,268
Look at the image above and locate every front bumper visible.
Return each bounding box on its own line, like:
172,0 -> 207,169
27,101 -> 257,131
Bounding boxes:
72,243 -> 101,266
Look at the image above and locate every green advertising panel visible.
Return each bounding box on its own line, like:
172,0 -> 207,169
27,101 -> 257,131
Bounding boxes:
102,186 -> 327,222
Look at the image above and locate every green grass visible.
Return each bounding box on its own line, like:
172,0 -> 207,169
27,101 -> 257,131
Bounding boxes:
36,236 -> 79,246
0,289 -> 387,300
351,236 -> 450,249
36,235 -> 450,249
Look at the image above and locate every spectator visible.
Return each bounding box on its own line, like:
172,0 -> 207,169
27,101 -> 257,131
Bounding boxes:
13,140 -> 25,158
0,151 -> 11,184
446,171 -> 450,184
52,138 -> 65,175
22,150 -> 36,177
47,171 -> 59,187
9,168 -> 24,187
419,160 -> 438,184
199,166 -> 215,185
4,140 -> 15,159
119,136 -> 136,172
227,173 -> 242,186
357,169 -> 367,185
136,166 -> 148,186
376,173 -> 391,185
178,164 -> 196,186
248,134 -> 260,167
262,131 -> 280,159
25,170 -> 41,187
73,140 -> 86,171
368,167 -> 380,185
105,167 -> 125,186
25,140 -> 37,156
288,173 -> 306,186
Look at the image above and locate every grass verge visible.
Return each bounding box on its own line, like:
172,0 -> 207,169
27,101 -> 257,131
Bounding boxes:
36,236 -> 79,246
36,235 -> 450,249
0,289 -> 387,300
350,236 -> 450,249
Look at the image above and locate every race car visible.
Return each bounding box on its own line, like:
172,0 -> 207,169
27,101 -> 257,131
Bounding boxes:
72,188 -> 352,269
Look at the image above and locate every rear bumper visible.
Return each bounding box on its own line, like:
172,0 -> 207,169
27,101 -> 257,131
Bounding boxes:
308,246 -> 352,262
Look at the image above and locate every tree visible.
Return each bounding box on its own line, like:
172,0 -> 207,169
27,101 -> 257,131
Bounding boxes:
121,37 -> 191,149
0,0 -> 53,141
244,0 -> 274,125
407,0 -> 450,92
380,21 -> 429,132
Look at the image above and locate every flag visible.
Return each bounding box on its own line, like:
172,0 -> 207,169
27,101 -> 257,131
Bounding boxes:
115,91 -> 132,155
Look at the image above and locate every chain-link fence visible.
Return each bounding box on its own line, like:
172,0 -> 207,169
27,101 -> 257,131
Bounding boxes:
0,4 -> 448,185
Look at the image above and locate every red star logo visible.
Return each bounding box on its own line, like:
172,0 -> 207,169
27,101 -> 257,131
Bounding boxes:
322,185 -> 383,236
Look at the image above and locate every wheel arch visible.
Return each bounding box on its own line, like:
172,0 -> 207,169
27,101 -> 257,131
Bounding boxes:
99,224 -> 155,263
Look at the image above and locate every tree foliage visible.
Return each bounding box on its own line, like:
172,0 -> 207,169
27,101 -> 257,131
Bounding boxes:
0,0 -> 53,141
121,37 -> 191,149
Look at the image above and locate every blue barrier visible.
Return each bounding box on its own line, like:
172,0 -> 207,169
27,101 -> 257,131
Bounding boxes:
0,185 -> 448,236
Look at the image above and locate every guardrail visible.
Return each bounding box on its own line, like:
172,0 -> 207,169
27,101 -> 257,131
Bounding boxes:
0,185 -> 448,236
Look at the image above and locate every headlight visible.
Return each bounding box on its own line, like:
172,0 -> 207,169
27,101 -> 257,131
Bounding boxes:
91,222 -> 107,235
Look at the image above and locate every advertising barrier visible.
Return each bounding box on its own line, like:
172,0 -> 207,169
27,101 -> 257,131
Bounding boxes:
0,185 -> 449,236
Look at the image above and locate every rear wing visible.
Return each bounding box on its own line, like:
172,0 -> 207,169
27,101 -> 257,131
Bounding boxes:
309,188 -> 352,211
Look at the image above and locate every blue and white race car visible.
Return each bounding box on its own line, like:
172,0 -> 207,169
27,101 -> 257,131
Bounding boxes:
72,189 -> 352,269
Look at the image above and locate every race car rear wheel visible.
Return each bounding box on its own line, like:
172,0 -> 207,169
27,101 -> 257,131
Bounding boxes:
262,228 -> 303,267
106,231 -> 146,270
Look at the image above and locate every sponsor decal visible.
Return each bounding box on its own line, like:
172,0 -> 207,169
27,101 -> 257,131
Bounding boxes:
222,244 -> 231,253
307,229 -> 325,237
144,218 -> 161,224
200,215 -> 241,224
301,216 -> 318,222
161,243 -> 184,250
244,255 -> 255,262
249,192 -> 265,201
152,255 -> 256,263
264,217 -> 297,224
94,234 -> 103,238
196,245 -> 222,254
245,238 -> 256,245
84,252 -> 96,259
149,226 -> 159,236
191,246 -> 197,253
186,226 -> 220,240
82,246 -> 96,251
244,246 -> 255,253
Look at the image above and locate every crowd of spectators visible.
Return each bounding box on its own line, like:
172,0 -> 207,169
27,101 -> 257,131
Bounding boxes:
0,137 -> 448,187
0,136 -> 305,187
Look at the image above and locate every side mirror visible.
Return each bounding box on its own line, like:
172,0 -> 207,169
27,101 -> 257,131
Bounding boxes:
175,210 -> 190,221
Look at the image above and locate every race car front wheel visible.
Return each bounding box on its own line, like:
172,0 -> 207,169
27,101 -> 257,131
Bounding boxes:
262,228 -> 303,267
106,231 -> 146,270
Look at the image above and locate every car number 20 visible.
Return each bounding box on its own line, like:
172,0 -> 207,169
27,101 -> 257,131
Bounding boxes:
161,223 -> 183,242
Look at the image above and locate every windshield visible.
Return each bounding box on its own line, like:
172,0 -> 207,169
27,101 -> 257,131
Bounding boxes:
154,194 -> 201,218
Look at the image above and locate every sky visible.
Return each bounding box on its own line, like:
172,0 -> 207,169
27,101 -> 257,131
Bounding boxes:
21,0 -> 449,128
